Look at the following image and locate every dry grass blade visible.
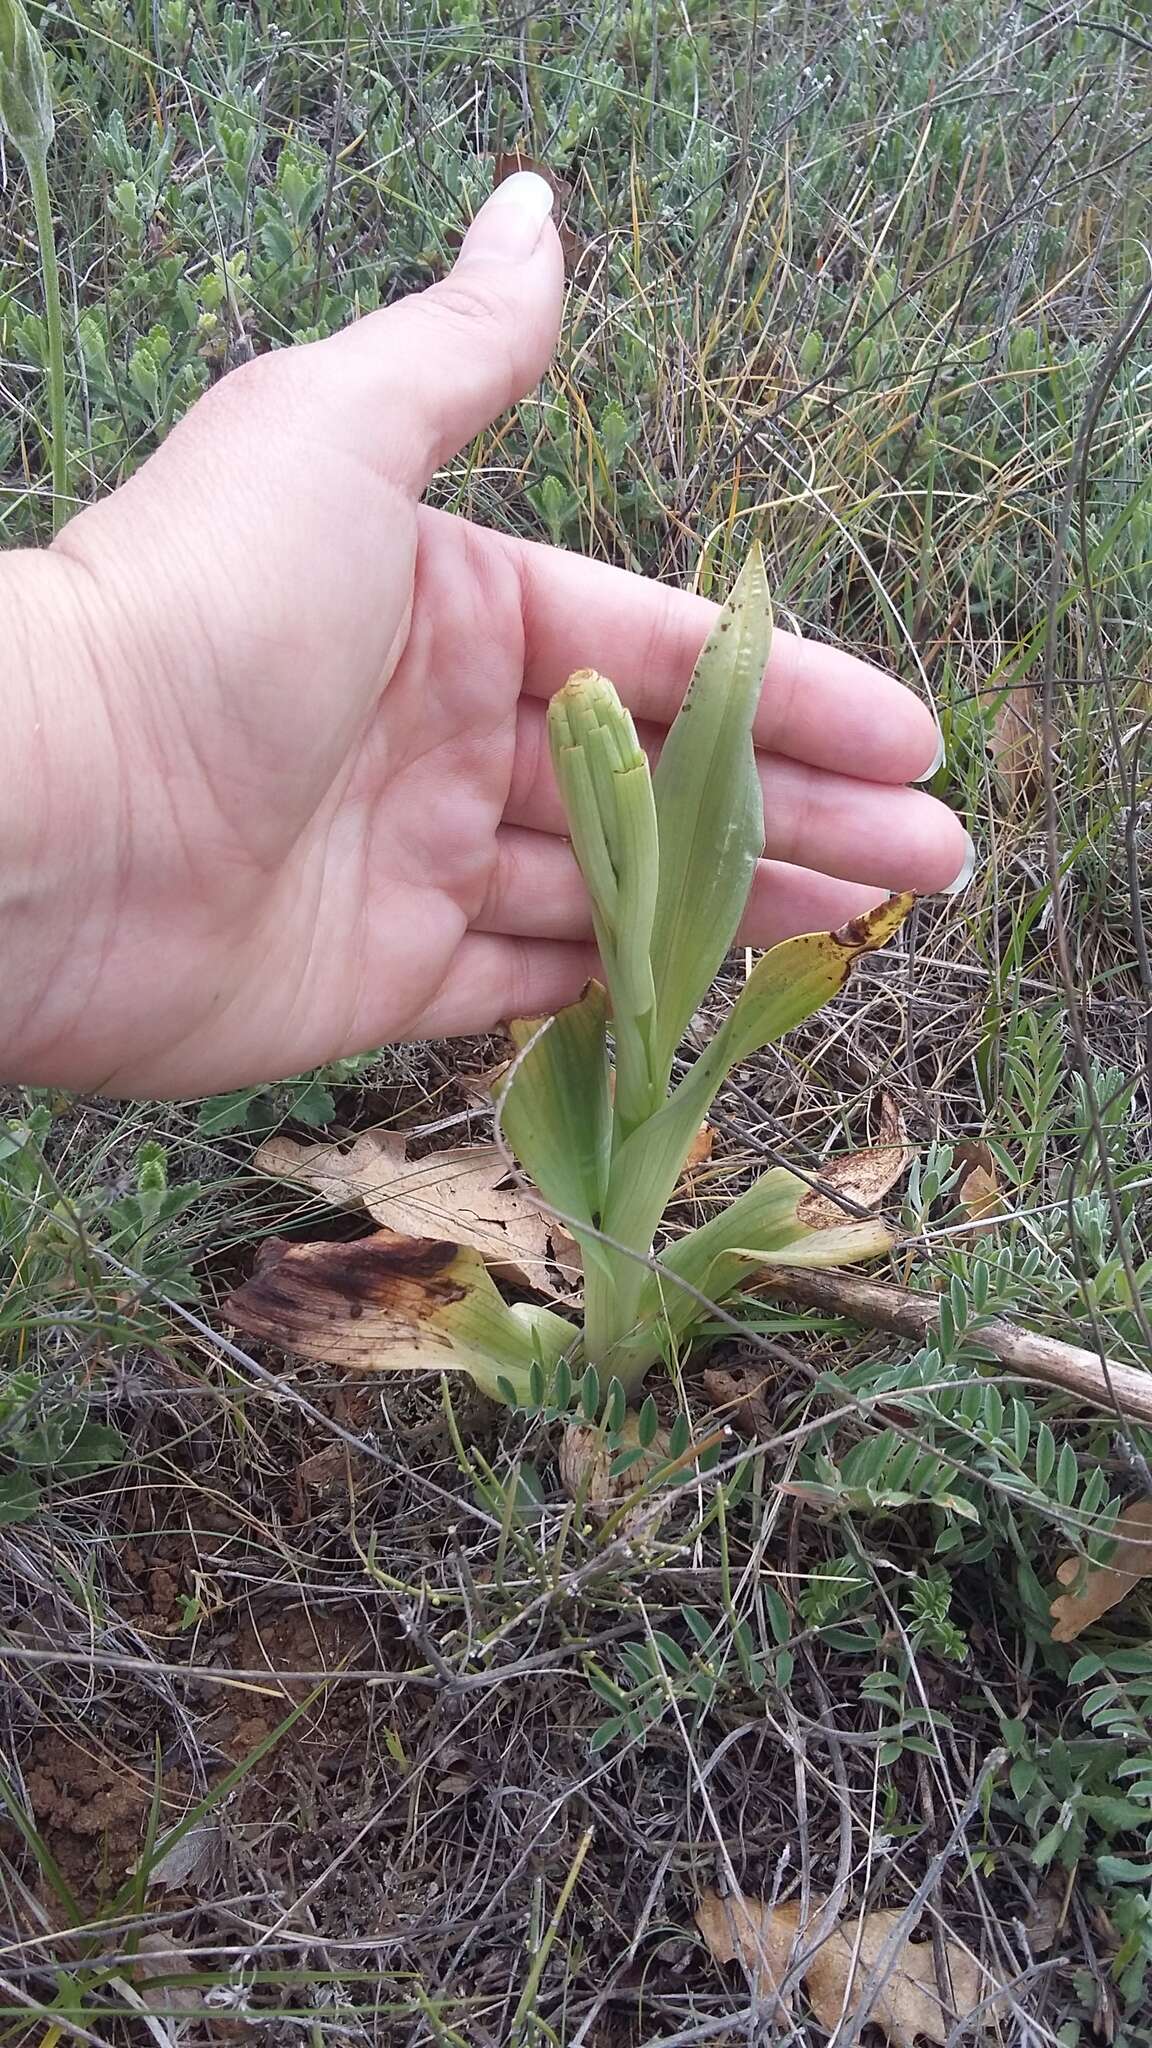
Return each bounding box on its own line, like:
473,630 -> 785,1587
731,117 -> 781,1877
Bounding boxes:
1050,1498 -> 1152,1642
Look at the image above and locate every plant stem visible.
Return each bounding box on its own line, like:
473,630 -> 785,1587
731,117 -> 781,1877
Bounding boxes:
26,147 -> 68,534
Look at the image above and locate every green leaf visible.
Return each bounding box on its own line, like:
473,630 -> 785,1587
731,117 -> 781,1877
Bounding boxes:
606,1167 -> 891,1379
668,1414 -> 691,1459
50,1422 -> 125,1477
587,1668 -> 628,1708
502,983 -> 612,1236
620,1644 -> 655,1687
650,1630 -> 691,1673
290,1078 -> 338,1127
681,1604 -> 714,1648
1096,1854 -> 1152,1884
0,1471 -> 40,1525
637,1393 -> 660,1447
610,1445 -> 649,1477
590,1716 -> 626,1751
0,0 -> 54,160
1083,1796 -> 1152,1830
197,1087 -> 266,1134
601,898 -> 912,1325
1056,1441 -> 1079,1507
648,546 -> 772,1082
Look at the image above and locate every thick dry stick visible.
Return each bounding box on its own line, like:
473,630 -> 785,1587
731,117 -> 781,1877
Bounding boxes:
755,1267 -> 1152,1426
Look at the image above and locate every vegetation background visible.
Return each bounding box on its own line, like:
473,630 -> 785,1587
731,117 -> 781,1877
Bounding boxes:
1,0 -> 1151,2041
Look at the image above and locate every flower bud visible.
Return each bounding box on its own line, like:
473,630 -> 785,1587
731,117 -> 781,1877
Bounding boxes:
0,0 -> 54,161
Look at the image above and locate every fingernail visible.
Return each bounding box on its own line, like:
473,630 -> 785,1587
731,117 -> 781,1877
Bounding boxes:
941,831 -> 976,896
913,725 -> 946,784
469,172 -> 555,260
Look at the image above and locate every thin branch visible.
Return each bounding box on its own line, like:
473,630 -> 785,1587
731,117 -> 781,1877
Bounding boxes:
752,1266 -> 1152,1426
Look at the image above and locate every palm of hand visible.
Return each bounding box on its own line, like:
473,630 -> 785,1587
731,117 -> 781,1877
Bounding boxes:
69,497 -> 551,1095
22,179 -> 965,1099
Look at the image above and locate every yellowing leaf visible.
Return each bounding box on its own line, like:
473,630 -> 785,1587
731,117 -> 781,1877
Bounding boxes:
696,1889 -> 1002,2045
255,1128 -> 579,1296
797,1092 -> 910,1230
1050,1499 -> 1152,1642
224,1233 -> 574,1404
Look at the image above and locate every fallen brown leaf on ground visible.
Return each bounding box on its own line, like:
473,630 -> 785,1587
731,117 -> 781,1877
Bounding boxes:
559,1414 -> 671,1535
955,1139 -> 1004,1236
988,682 -> 1041,802
1050,1498 -> 1152,1641
297,1443 -> 359,1500
806,1908 -> 992,2046
700,1362 -> 775,1436
797,1093 -> 910,1230
695,1889 -> 812,2008
256,1128 -> 579,1295
125,1933 -> 206,2024
1024,1876 -> 1067,1954
697,1889 -> 1000,2043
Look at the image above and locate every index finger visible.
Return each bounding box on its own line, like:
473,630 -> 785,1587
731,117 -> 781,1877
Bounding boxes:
504,529 -> 941,785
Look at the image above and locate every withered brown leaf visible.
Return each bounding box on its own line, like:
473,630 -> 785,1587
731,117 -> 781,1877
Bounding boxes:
1050,1498 -> 1152,1642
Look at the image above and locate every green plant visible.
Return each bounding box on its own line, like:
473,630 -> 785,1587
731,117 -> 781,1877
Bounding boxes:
245,552 -> 910,1409
0,1113 -> 213,1521
494,548 -> 910,1395
197,1051 -> 384,1134
0,0 -> 66,528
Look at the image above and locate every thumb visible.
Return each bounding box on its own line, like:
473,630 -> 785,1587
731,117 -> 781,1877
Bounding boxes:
337,172 -> 565,488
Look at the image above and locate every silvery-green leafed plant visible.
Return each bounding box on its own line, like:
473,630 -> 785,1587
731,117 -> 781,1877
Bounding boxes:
0,0 -> 67,531
227,550 -> 912,1409
495,546 -> 911,1398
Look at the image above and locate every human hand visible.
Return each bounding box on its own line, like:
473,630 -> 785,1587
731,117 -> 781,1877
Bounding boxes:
7,172 -> 970,1098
